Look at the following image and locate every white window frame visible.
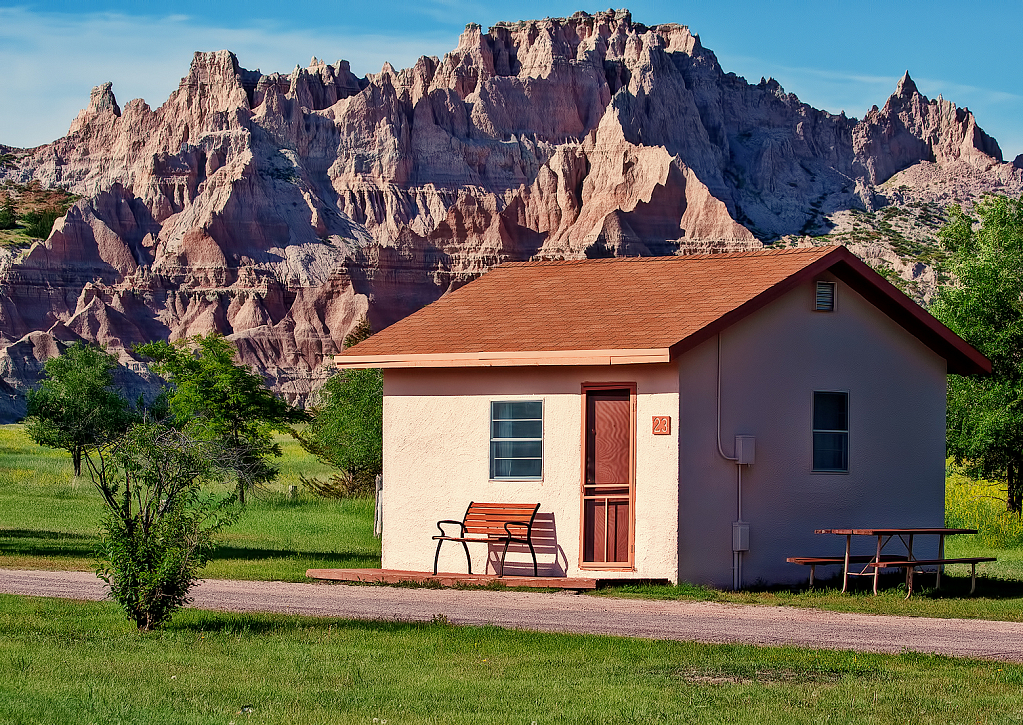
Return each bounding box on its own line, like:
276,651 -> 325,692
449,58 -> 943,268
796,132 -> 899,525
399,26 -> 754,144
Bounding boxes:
489,400 -> 544,481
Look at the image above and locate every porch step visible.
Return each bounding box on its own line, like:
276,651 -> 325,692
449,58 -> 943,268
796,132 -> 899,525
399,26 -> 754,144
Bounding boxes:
306,568 -> 597,590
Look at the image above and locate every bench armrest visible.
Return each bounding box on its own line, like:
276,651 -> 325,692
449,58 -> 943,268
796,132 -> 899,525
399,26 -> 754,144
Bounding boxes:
503,520 -> 533,539
436,519 -> 466,538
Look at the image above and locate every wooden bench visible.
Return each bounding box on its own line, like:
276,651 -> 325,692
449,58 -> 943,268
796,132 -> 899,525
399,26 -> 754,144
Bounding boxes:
865,557 -> 996,596
433,502 -> 540,577
786,555 -> 902,587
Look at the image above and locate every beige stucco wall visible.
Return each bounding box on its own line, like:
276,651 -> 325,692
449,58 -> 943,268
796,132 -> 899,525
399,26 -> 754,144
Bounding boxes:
677,272 -> 949,588
382,364 -> 680,580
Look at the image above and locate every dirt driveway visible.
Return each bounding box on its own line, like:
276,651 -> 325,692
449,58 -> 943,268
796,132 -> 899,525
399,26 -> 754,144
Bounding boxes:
2,568 -> 1022,663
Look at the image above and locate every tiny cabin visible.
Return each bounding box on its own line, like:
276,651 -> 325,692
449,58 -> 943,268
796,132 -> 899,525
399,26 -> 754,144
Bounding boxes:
337,246 -> 989,587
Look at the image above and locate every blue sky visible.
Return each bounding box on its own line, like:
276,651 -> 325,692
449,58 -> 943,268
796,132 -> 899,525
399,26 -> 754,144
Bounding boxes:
2,1 -> 1021,159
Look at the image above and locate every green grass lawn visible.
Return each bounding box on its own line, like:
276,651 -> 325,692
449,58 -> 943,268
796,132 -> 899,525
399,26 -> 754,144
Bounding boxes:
2,594 -> 1021,725
4,423 -> 1023,620
0,424 -> 381,581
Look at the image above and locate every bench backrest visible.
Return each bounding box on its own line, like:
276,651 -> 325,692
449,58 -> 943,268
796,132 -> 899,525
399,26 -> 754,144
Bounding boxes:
463,502 -> 540,538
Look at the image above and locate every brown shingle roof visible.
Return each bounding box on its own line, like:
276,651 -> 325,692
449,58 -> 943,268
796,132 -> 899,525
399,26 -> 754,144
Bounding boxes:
338,245 -> 990,375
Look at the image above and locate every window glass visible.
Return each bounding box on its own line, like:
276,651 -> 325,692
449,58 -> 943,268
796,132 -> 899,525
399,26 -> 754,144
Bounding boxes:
813,391 -> 848,472
490,400 -> 543,480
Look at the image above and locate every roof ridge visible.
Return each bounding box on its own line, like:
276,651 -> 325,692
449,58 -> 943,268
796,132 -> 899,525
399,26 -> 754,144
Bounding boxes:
500,245 -> 842,268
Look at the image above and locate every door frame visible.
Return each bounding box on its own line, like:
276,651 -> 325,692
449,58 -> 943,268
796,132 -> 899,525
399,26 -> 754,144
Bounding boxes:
578,382 -> 637,571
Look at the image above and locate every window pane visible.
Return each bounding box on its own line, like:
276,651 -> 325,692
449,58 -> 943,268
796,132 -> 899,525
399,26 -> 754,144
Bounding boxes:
492,457 -> 542,479
491,440 -> 542,459
813,392 -> 847,431
813,432 -> 849,471
491,419 -> 543,439
491,401 -> 543,420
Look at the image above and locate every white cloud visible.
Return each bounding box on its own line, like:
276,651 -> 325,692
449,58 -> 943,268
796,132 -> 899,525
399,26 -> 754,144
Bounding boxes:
0,7 -> 455,148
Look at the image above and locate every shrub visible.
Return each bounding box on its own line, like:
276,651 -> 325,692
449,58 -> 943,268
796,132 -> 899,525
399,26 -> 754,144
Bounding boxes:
93,423 -> 238,630
20,207 -> 62,239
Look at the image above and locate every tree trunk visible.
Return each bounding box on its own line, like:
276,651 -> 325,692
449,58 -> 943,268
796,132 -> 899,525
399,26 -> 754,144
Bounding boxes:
237,481 -> 246,506
1009,461 -> 1022,514
72,448 -> 82,477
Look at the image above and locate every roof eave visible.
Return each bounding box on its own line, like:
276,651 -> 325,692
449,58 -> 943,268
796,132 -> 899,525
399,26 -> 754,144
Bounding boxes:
335,348 -> 673,369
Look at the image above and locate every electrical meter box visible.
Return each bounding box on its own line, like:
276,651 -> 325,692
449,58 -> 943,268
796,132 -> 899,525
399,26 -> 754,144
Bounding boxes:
732,522 -> 750,552
735,435 -> 755,465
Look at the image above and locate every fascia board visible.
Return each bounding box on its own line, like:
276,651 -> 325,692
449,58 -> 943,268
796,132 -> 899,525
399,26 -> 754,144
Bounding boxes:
334,348 -> 672,369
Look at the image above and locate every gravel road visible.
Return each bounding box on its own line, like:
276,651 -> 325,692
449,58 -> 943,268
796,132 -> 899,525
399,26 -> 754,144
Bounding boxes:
2,568 -> 1021,663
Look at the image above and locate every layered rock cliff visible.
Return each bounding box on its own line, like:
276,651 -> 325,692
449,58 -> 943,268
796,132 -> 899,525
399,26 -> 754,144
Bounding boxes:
0,9 -> 1019,419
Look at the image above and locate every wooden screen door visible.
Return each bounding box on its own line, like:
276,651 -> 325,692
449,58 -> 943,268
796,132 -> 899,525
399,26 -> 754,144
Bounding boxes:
582,387 -> 634,566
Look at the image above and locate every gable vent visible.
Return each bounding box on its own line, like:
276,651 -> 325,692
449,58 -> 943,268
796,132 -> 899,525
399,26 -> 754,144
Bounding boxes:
815,281 -> 836,311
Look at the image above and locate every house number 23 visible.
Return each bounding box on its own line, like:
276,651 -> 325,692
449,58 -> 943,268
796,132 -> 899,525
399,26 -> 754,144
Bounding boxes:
652,416 -> 671,435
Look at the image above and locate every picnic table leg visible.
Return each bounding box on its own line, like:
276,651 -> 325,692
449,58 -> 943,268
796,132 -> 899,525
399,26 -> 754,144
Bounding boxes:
970,562 -> 977,595
842,535 -> 851,593
873,535 -> 883,595
936,534 -> 945,590
905,565 -> 914,599
907,533 -> 914,562
809,564 -> 816,588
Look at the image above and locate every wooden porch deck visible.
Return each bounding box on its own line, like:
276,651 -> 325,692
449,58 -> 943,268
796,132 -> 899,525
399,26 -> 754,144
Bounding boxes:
306,568 -> 597,590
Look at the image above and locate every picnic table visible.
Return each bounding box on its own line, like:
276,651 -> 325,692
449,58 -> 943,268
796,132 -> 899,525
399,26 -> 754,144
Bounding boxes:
812,527 -> 993,596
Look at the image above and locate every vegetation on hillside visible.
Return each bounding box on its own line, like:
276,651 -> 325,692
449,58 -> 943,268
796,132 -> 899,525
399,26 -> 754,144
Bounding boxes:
0,180 -> 78,249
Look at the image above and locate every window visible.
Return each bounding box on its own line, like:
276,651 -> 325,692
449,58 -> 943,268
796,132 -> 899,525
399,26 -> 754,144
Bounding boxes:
812,391 -> 848,472
815,281 -> 836,311
490,401 -> 543,479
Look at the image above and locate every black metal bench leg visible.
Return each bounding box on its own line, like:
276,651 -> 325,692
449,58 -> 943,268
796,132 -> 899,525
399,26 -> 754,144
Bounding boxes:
433,539 -> 444,575
462,541 -> 472,575
528,540 -> 537,577
498,539 -> 511,577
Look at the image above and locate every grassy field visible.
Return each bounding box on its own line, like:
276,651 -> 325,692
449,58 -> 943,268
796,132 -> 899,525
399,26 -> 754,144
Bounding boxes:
3,423 -> 1023,620
1,594 -> 1021,725
0,424 -> 381,581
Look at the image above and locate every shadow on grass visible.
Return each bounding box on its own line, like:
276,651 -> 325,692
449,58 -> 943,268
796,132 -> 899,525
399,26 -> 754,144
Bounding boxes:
207,546 -> 378,566
0,531 -> 379,568
0,529 -> 94,540
168,609 -> 441,636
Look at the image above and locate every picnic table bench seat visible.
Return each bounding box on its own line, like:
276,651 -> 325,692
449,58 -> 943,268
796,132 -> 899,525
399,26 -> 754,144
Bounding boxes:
433,502 -> 540,577
864,556 -> 997,595
786,555 -> 904,587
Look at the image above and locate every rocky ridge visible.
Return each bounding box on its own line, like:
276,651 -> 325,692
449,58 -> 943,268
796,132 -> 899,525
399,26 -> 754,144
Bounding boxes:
0,9 -> 1020,420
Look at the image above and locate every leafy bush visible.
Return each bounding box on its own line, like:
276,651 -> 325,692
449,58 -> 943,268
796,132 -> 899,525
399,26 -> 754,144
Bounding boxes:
20,207 -> 62,239
296,367 -> 382,498
93,423 -> 238,630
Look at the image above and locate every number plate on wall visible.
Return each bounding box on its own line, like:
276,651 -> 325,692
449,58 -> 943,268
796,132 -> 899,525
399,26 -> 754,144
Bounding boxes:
652,416 -> 671,435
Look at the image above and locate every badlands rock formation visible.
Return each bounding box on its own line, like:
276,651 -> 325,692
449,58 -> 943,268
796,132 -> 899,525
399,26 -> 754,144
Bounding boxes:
0,9 -> 1020,418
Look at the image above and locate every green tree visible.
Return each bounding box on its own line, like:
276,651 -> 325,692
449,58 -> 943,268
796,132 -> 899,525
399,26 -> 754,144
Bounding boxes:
92,422 -> 237,630
297,367 -> 383,497
0,199 -> 16,230
135,334 -> 306,504
25,343 -> 134,475
931,194 -> 1023,513
20,207 -> 62,239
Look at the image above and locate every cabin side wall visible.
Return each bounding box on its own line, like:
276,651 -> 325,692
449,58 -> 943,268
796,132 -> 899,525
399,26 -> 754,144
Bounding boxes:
677,273 -> 949,588
381,364 -> 680,581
